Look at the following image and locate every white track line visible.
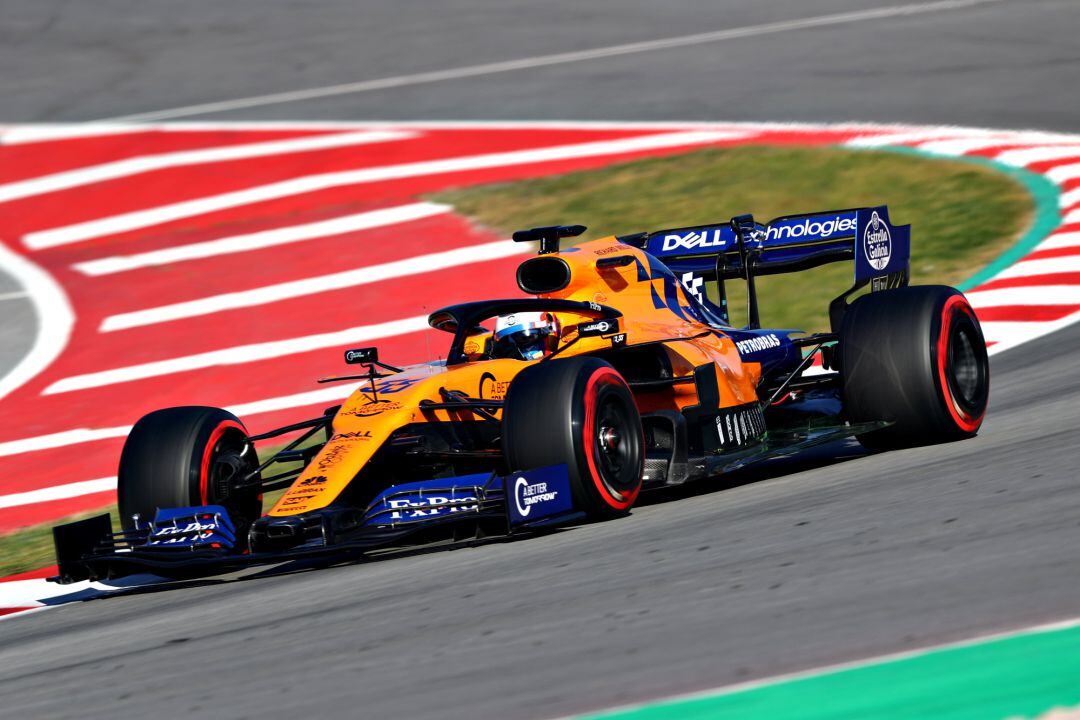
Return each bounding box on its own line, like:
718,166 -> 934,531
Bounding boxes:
23,130 -> 741,250
45,314 -> 430,395
0,477 -> 116,509
0,291 -> 29,302
73,202 -> 451,276
563,614 -> 1080,720
99,238 -> 524,332
99,0 -> 1004,123
0,241 -> 74,402
0,130 -> 414,205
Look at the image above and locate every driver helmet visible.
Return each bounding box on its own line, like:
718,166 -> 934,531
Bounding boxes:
493,312 -> 560,360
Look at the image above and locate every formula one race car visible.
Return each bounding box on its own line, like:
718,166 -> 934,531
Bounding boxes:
52,206 -> 989,583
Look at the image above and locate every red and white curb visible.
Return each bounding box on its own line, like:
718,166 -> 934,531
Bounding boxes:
0,565 -> 163,621
0,119 -> 1076,619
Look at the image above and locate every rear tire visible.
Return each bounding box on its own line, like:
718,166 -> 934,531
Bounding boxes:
117,407 -> 262,534
840,285 -> 989,449
503,357 -> 643,519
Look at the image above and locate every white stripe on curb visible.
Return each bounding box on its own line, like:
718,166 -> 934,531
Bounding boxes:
45,314 -> 430,396
72,202 -> 451,276
993,145 -> 1080,167
0,130 -> 414,205
1036,232 -> 1080,251
22,131 -> 742,249
98,239 -> 523,332
965,285 -> 1080,308
0,382 -> 362,461
0,477 -> 116,510
995,255 -> 1080,279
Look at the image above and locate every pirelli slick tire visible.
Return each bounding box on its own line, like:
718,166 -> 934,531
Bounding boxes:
503,357 -> 643,519
117,406 -> 262,534
840,285 -> 989,449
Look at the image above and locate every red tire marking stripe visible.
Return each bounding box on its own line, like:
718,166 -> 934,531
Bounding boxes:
581,367 -> 639,511
937,296 -> 984,433
198,420 -> 245,505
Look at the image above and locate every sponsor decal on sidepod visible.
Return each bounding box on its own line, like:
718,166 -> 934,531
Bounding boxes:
735,333 -> 781,355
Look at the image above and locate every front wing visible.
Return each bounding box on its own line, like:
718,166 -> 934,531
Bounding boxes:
50,465 -> 579,584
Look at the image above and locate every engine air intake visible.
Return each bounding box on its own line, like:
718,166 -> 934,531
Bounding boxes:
517,256 -> 572,295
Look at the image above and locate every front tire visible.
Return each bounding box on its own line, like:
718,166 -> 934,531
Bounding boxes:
840,285 -> 989,448
503,357 -> 643,519
117,406 -> 262,534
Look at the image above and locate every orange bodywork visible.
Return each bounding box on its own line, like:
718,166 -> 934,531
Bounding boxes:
270,236 -> 762,516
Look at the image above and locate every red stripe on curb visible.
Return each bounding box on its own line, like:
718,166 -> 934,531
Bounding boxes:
0,565 -> 58,582
0,128 -> 342,184
974,272 -> 1080,291
974,305 -> 1080,322
1023,244 -> 1080,262
0,607 -> 38,618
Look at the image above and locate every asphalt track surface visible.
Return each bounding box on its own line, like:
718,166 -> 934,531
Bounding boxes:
1,1 -> 1079,718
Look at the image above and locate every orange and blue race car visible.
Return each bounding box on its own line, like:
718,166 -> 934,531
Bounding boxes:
50,206 -> 990,583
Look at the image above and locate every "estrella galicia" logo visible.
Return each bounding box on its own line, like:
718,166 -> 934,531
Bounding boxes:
863,211 -> 892,271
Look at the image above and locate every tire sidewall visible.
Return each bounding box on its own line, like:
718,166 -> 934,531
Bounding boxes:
503,357 -> 643,518
840,285 -> 989,446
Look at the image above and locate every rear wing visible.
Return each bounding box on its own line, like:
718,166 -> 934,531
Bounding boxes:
625,206 -> 910,329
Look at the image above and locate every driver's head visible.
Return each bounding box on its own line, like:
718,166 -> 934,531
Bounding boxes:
493,312 -> 560,360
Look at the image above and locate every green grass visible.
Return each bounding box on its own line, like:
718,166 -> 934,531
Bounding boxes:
0,145 -> 1034,578
432,145 -> 1033,332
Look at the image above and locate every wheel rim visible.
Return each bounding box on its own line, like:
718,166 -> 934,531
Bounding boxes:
584,377 -> 642,505
199,422 -> 259,521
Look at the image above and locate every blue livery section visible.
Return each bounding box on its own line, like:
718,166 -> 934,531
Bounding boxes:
145,505 -> 237,549
854,206 -> 910,283
723,328 -> 803,375
361,464 -> 575,528
506,464 -> 574,526
364,473 -> 492,526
